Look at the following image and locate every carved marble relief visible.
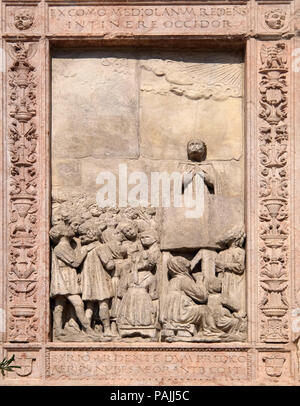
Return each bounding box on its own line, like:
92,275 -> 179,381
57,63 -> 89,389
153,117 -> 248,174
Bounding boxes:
50,137 -> 246,342
50,194 -> 160,341
264,9 -> 286,31
258,43 -> 289,343
140,53 -> 243,101
50,192 -> 246,342
51,50 -> 245,342
14,9 -> 34,31
7,42 -> 39,342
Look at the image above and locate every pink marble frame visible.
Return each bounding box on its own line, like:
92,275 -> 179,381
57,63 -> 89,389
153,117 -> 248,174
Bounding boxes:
0,0 -> 299,385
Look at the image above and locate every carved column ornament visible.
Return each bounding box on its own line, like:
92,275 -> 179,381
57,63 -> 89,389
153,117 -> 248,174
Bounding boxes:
6,42 -> 39,342
258,42 -> 289,343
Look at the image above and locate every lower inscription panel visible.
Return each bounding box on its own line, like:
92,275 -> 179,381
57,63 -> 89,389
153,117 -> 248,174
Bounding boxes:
46,347 -> 252,384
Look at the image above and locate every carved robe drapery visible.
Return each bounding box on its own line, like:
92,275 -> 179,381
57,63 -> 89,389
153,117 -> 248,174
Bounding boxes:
217,246 -> 246,313
117,270 -> 158,327
81,246 -> 114,302
50,242 -> 86,297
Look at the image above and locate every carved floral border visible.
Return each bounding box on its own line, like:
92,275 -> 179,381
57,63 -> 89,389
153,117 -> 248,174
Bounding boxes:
0,0 -> 296,385
258,41 -> 290,343
6,41 -> 40,343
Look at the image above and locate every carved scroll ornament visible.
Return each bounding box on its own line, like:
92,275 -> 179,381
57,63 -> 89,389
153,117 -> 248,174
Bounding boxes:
7,42 -> 39,342
258,43 -> 289,343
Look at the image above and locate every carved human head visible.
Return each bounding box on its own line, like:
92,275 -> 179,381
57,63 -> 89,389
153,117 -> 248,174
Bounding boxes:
90,204 -> 102,217
187,139 -> 207,162
232,230 -> 246,248
78,220 -> 100,244
69,216 -> 83,234
14,9 -> 34,30
140,229 -> 159,247
167,256 -> 192,278
219,227 -> 245,249
49,224 -> 74,244
119,221 -> 138,240
113,229 -> 124,243
102,227 -> 124,244
51,211 -> 63,226
265,8 -> 286,30
138,254 -> 156,272
124,207 -> 139,220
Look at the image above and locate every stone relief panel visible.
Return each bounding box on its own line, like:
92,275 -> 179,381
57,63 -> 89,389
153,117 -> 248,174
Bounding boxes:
5,350 -> 41,379
6,42 -> 40,343
257,5 -> 290,35
139,51 -> 243,161
50,194 -> 160,341
51,49 -> 245,343
52,49 -> 244,193
5,5 -> 41,35
46,349 -> 252,384
47,5 -> 249,36
258,42 -> 290,344
51,50 -> 139,160
258,351 -> 291,383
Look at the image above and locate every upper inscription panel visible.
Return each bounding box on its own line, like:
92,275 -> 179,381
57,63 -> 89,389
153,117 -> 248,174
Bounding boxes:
47,5 -> 248,35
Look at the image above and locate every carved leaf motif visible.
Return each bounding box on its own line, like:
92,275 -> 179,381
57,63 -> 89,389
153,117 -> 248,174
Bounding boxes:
258,43 -> 289,343
7,42 -> 39,343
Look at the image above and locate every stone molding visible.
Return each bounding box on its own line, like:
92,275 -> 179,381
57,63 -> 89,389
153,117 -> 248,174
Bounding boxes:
0,0 -> 299,385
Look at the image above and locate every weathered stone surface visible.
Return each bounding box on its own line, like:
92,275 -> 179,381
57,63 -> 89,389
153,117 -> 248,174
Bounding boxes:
50,48 -> 246,345
46,347 -> 252,384
0,0 -> 298,387
139,51 -> 244,161
47,5 -> 249,36
160,197 -> 244,250
52,50 -> 139,160
52,49 -> 244,196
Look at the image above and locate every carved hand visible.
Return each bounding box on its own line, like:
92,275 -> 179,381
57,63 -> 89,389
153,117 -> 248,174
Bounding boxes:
233,310 -> 246,319
85,241 -> 98,252
106,260 -> 115,271
73,237 -> 81,247
215,261 -> 225,272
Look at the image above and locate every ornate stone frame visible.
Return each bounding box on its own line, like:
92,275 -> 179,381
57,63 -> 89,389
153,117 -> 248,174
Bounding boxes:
0,0 -> 299,385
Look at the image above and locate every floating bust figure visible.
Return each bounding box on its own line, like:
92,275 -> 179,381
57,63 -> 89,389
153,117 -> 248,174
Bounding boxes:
14,9 -> 34,30
50,223 -> 93,339
183,139 -> 216,194
161,138 -> 221,251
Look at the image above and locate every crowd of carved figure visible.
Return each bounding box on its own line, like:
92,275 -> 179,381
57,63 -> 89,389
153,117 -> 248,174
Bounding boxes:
50,189 -> 247,342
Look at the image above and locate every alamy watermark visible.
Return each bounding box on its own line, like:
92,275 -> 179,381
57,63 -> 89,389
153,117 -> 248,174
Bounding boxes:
96,164 -> 205,219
